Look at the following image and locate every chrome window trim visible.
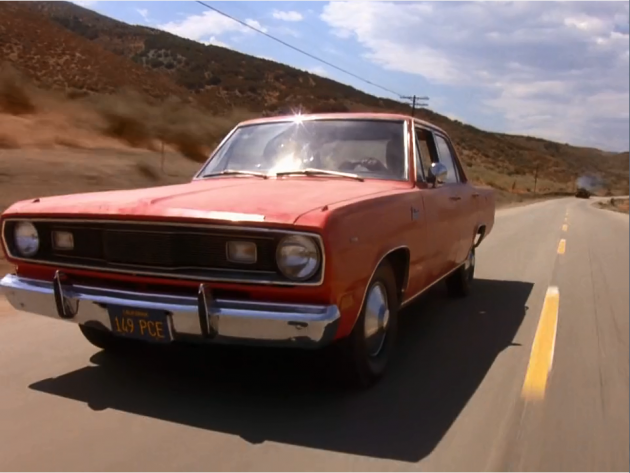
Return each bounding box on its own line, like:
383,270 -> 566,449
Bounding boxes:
431,129 -> 468,184
410,125 -> 427,184
432,131 -> 462,184
402,118 -> 410,182
1,218 -> 326,287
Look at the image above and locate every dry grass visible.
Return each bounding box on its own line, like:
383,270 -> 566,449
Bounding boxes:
0,134 -> 19,149
0,66 -> 36,115
0,62 -> 255,160
87,90 -> 255,161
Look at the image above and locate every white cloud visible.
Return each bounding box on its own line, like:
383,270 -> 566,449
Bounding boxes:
321,1 -> 630,150
71,1 -> 98,7
276,26 -> 301,38
136,8 -> 149,22
245,18 -> 268,33
202,36 -> 231,49
272,10 -> 303,22
157,11 -> 267,42
307,66 -> 329,78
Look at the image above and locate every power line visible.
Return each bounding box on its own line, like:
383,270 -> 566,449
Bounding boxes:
195,0 -> 405,98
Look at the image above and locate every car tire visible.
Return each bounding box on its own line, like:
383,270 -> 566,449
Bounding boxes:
446,247 -> 475,298
79,324 -> 126,352
336,261 -> 399,389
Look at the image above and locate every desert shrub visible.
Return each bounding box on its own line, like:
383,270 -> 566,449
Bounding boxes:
66,89 -> 90,100
93,90 -> 154,146
309,102 -> 350,113
136,161 -> 160,180
0,133 -> 19,149
0,64 -> 36,115
85,89 -> 253,160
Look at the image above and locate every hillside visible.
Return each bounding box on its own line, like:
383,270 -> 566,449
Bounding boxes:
0,0 -> 628,196
0,2 -> 189,101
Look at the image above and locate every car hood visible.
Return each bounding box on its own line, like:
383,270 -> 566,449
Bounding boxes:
3,177 -> 405,226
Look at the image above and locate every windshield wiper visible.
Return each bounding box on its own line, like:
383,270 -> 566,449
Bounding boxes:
201,169 -> 269,179
274,168 -> 364,182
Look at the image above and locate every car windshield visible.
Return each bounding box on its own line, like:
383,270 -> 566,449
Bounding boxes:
198,118 -> 408,181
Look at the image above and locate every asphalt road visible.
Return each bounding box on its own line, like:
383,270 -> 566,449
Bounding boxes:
0,196 -> 627,472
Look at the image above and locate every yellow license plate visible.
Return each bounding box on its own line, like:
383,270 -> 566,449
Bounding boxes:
107,306 -> 172,343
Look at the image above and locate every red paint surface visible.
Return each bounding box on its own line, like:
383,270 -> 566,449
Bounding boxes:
2,177 -> 410,226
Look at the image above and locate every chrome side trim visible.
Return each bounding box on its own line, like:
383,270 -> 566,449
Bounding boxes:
399,262 -> 465,309
0,274 -> 340,349
1,218 -> 326,287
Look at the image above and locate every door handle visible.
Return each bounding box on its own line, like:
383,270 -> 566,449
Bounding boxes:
472,193 -> 480,198
449,196 -> 462,201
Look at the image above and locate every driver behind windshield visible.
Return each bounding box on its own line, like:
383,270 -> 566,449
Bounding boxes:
336,131 -> 405,179
205,119 -> 408,181
261,125 -> 324,172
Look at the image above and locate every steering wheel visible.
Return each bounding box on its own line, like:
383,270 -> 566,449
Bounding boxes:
338,157 -> 389,173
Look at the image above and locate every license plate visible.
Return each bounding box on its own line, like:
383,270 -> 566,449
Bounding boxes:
107,305 -> 172,343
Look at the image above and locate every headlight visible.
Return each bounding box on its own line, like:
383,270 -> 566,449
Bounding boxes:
276,235 -> 321,281
14,221 -> 39,257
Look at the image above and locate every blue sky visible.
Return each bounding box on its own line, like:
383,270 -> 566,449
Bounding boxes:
74,1 -> 629,152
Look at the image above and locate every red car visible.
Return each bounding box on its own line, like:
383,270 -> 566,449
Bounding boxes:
0,112 -> 495,388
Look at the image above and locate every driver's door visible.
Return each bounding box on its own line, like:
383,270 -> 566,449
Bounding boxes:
405,127 -> 461,297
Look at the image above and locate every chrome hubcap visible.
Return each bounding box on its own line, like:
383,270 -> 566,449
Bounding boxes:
465,249 -> 475,271
364,282 -> 390,357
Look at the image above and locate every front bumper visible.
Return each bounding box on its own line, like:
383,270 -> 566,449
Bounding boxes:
0,273 -> 340,349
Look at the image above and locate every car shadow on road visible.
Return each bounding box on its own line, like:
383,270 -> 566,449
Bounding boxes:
29,278 -> 532,463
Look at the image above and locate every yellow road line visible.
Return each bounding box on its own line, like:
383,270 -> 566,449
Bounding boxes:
557,239 -> 566,254
522,286 -> 560,401
562,224 -> 568,232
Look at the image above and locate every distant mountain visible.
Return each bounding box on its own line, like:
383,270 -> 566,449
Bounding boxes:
1,1 -> 627,194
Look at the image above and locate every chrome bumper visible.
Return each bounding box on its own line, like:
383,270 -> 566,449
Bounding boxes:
0,273 -> 340,348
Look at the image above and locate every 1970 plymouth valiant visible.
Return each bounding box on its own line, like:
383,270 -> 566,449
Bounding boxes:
0,112 -> 495,388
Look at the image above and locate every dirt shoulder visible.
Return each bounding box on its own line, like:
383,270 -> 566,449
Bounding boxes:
594,197 -> 630,214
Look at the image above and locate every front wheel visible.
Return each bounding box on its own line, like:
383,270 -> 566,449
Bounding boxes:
335,261 -> 399,389
446,247 -> 475,298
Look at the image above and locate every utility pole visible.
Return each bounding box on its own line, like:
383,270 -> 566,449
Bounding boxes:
400,95 -> 429,117
533,163 -> 539,195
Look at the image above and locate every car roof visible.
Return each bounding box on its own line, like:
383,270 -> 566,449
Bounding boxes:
237,112 -> 449,136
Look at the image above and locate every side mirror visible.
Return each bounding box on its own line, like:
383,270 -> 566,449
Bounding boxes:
429,162 -> 448,185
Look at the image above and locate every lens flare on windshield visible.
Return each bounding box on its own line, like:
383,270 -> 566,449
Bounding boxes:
269,152 -> 301,173
292,112 -> 304,125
